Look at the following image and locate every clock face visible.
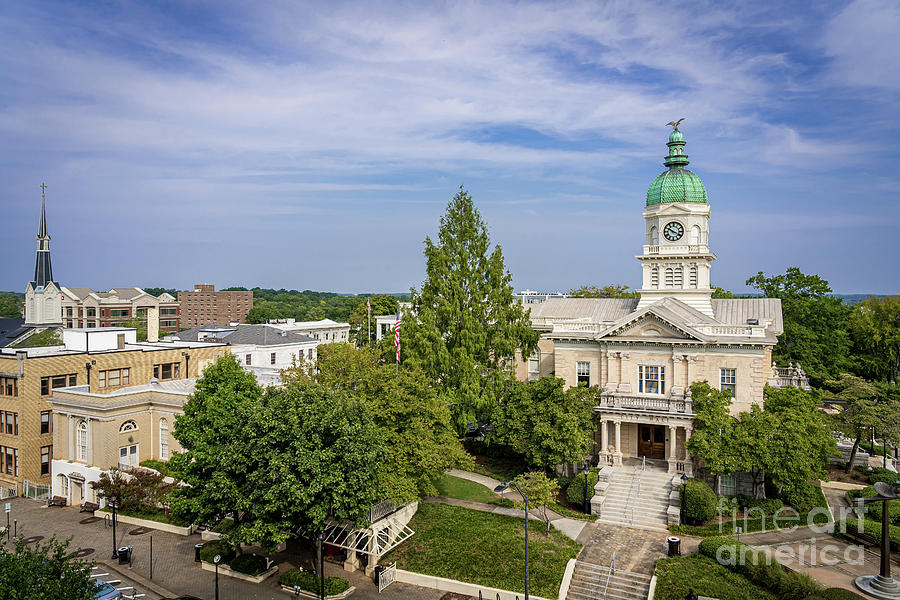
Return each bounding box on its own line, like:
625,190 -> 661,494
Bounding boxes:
663,221 -> 684,241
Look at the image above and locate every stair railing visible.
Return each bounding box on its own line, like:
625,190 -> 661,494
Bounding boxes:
630,456 -> 646,525
603,551 -> 616,599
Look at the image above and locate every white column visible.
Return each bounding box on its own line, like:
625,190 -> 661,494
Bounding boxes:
613,421 -> 622,466
668,424 -> 677,473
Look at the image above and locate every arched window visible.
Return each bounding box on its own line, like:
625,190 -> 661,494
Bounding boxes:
651,266 -> 659,288
527,350 -> 541,381
674,266 -> 684,287
119,420 -> 138,433
650,226 -> 659,246
159,418 -> 169,460
689,265 -> 698,288
664,268 -> 674,288
76,420 -> 88,461
690,225 -> 701,245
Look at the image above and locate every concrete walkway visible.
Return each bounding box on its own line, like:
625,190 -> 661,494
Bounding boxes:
445,469 -> 589,541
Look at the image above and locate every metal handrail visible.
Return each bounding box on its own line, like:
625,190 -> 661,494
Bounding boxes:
630,456 -> 646,525
603,551 -> 616,599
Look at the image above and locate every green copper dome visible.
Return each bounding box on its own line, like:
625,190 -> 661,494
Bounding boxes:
646,127 -> 708,206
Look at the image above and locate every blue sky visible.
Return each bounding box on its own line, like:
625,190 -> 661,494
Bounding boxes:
1,0 -> 898,294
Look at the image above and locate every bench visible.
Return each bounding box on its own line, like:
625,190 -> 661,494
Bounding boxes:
47,496 -> 67,507
80,501 -> 99,513
844,524 -> 877,547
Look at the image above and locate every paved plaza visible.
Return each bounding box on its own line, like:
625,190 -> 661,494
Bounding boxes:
2,497 -> 444,600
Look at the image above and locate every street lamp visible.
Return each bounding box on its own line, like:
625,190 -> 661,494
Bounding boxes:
679,474 -> 688,525
855,481 -> 900,599
494,481 -> 529,600
108,493 -> 119,560
581,463 -> 591,514
213,554 -> 221,600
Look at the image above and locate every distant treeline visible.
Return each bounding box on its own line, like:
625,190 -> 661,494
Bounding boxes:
217,288 -> 410,326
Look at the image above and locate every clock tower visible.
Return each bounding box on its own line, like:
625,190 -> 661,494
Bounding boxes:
635,126 -> 716,317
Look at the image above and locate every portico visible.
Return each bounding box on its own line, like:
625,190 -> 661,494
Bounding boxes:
597,413 -> 693,475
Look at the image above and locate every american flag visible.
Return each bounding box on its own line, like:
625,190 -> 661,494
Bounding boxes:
394,309 -> 401,363
366,297 -> 371,313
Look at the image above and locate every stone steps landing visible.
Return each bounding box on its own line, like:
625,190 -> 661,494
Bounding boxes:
567,560 -> 651,600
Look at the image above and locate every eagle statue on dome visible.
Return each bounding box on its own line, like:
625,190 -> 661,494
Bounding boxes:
666,118 -> 685,131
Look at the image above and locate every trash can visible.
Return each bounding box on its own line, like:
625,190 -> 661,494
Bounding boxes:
117,546 -> 132,564
373,565 -> 385,586
667,536 -> 681,557
194,543 -> 204,562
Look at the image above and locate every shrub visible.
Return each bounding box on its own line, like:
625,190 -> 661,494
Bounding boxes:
854,486 -> 900,524
565,470 -> 599,507
862,519 -> 900,552
199,540 -> 236,565
806,588 -> 867,600
279,568 -> 350,596
698,536 -> 822,600
683,479 -> 717,524
781,483 -> 826,513
869,467 -> 900,486
737,496 -> 783,514
229,553 -> 268,576
91,467 -> 175,514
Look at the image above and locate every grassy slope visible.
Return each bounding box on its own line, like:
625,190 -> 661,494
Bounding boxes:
432,474 -> 500,503
654,554 -> 778,600
382,502 -> 580,598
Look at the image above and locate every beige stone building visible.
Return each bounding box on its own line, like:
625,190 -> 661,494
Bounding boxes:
0,327 -> 226,499
516,126 -> 785,479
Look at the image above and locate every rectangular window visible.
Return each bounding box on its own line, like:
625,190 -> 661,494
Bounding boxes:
99,367 -> 130,388
41,374 -> 77,396
109,309 -> 130,317
0,376 -> 17,397
246,354 -> 252,366
719,474 -> 736,497
86,307 -> 96,317
576,361 -> 590,386
270,352 -> 276,365
638,365 -> 665,394
307,349 -> 313,360
721,368 -> 736,397
40,445 -> 51,475
528,351 -> 541,381
41,411 -> 51,435
2,411 -> 18,435
161,308 -> 177,315
119,444 -> 138,468
153,362 -> 181,381
1,446 -> 17,476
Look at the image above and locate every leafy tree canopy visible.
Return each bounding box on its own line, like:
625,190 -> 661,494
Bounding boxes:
746,267 -> 852,386
685,382 -> 742,477
403,187 -> 539,429
242,288 -> 408,325
0,292 -> 24,319
347,294 -> 399,347
511,472 -> 560,535
0,536 -> 98,600
493,377 -> 594,470
849,295 -> 900,383
567,284 -> 639,298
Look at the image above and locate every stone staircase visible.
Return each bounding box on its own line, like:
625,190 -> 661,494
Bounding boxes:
567,560 -> 652,600
593,464 -> 672,531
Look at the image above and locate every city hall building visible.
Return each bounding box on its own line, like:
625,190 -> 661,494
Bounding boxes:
517,127 -> 786,477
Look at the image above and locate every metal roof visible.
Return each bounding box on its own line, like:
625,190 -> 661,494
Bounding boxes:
712,298 -> 783,334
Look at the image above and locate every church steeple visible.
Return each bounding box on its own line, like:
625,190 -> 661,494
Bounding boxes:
32,183 -> 54,289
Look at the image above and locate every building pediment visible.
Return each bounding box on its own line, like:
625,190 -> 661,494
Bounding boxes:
599,312 -> 706,341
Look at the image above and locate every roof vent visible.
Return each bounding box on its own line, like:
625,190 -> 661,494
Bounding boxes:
746,318 -> 759,325
150,377 -> 159,385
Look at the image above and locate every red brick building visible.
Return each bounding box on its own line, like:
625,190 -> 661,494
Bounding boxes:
178,284 -> 253,328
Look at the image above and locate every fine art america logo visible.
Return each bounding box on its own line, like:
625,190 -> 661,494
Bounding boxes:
711,498 -> 868,567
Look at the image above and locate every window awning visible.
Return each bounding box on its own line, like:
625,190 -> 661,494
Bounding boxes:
322,518 -> 415,557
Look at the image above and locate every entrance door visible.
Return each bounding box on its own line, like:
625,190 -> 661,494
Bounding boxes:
638,425 -> 666,459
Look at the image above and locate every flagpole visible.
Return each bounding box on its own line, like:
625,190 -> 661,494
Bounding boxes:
367,297 -> 371,348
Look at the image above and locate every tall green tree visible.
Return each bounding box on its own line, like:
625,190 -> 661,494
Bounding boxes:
493,377 -> 594,470
170,354 -> 263,541
685,382 -> 741,491
511,472 -> 560,535
850,295 -> 900,383
828,373 -> 883,472
403,187 -> 539,428
239,382 -> 385,550
746,267 -> 852,386
0,536 -> 98,600
567,284 -> 639,298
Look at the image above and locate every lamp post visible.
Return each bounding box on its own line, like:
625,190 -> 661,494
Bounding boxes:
213,554 -> 221,600
855,481 -> 900,599
109,493 -> 119,560
581,463 -> 591,514
679,474 -> 688,525
494,481 -> 529,600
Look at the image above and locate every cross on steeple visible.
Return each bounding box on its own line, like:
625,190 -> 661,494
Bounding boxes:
40,182 -> 47,197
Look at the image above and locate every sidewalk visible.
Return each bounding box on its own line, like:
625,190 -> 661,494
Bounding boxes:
445,469 -> 590,541
2,497 -> 442,600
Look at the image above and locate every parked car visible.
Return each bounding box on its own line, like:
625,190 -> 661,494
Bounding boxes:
93,579 -> 122,600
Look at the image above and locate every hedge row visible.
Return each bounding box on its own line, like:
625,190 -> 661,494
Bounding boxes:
279,568 -> 350,596
698,536 -> 821,600
229,553 -> 269,576
198,540 -> 236,565
565,469 -> 599,507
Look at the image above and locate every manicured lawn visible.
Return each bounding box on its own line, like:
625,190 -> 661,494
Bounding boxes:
382,502 -> 580,598
470,454 -> 529,482
433,474 -> 499,503
653,554 -> 777,600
